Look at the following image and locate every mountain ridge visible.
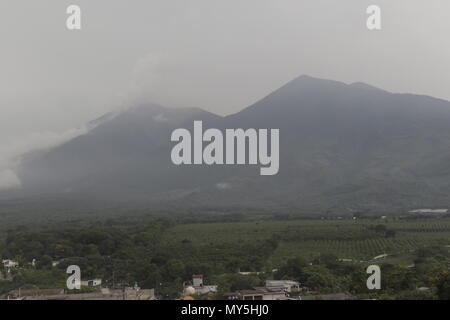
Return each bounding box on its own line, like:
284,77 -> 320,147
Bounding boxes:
5,75 -> 450,214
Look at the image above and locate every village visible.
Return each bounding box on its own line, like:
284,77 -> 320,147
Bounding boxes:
0,259 -> 356,300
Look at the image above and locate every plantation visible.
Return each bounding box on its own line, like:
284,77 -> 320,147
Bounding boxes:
163,217 -> 450,264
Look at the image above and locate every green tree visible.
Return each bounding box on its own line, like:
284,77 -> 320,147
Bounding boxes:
303,265 -> 338,292
275,257 -> 307,280
37,255 -> 53,269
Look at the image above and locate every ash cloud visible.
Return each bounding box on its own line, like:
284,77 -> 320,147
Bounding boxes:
0,127 -> 89,190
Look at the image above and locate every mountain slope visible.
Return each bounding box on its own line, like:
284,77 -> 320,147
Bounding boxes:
11,76 -> 450,213
16,104 -> 223,199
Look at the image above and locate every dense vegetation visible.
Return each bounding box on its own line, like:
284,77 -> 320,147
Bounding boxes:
1,213 -> 450,299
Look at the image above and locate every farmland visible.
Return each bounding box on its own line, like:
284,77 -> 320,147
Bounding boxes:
1,213 -> 450,299
162,217 -> 450,265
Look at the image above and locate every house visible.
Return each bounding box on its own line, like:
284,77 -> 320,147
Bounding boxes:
265,280 -> 301,293
192,274 -> 203,287
224,280 -> 302,300
183,275 -> 218,296
81,279 -> 102,287
2,259 -> 19,269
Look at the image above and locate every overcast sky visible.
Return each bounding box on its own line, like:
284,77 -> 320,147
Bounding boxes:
1,0 -> 450,179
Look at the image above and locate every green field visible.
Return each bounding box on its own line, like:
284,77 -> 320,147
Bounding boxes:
162,217 -> 450,266
2,214 -> 450,299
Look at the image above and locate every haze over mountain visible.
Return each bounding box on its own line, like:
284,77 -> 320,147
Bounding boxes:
6,75 -> 450,213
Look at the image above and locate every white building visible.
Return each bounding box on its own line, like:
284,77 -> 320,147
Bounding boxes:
224,280 -> 301,300
183,275 -> 218,296
2,259 -> 19,269
265,280 -> 301,293
192,274 -> 203,287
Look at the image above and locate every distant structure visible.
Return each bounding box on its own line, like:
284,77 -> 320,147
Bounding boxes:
225,283 -> 356,301
372,253 -> 388,260
192,275 -> 203,287
238,271 -> 261,276
81,279 -> 102,287
2,259 -> 19,272
265,280 -> 301,294
183,275 -> 218,296
409,208 -> 448,214
224,288 -> 288,301
224,280 -> 301,300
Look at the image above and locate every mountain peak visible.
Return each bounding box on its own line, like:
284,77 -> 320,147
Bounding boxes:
290,74 -> 345,86
286,75 -> 388,94
273,75 -> 351,96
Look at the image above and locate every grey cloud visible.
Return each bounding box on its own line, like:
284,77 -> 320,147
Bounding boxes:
0,127 -> 89,190
1,0 -> 449,167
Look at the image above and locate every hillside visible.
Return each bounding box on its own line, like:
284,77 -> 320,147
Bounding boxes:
9,76 -> 450,213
